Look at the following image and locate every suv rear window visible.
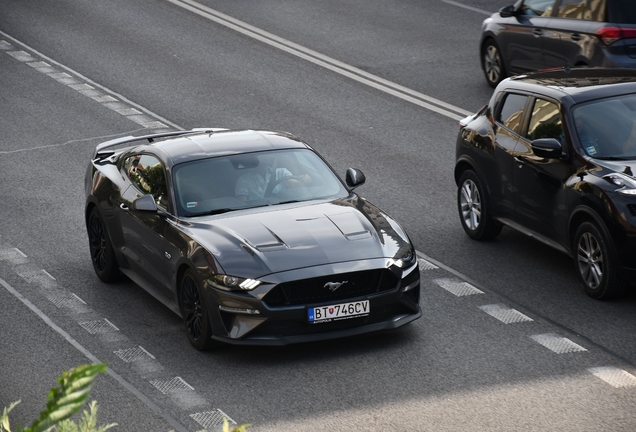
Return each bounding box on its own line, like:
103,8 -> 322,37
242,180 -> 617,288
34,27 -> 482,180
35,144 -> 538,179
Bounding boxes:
607,0 -> 636,24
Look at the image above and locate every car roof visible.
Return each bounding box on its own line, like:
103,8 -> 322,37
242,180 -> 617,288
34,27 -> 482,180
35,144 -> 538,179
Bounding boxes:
500,68 -> 636,104
141,129 -> 311,166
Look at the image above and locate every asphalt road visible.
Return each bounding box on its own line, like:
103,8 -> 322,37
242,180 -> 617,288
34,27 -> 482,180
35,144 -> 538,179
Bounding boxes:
1,1 -> 636,431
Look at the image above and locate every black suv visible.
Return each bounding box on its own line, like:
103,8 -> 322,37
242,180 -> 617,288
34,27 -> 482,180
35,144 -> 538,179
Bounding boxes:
481,0 -> 636,87
455,68 -> 636,299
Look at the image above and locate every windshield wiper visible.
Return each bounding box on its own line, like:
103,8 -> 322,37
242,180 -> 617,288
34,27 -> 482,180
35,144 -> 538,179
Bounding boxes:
188,208 -> 235,217
595,156 -> 635,161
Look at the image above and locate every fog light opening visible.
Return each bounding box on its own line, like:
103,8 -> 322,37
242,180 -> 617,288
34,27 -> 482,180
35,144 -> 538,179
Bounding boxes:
218,305 -> 261,315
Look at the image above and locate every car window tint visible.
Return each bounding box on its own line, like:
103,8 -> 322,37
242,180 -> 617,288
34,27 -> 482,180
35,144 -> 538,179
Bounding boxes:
173,149 -> 348,216
519,0 -> 555,16
573,94 -> 636,158
124,154 -> 169,209
527,99 -> 564,144
497,93 -> 528,133
557,0 -> 605,21
607,0 -> 636,23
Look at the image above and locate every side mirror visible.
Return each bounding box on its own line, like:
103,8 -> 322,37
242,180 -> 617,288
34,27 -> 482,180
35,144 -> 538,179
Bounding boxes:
132,194 -> 158,212
346,168 -> 366,189
499,5 -> 516,18
531,138 -> 562,159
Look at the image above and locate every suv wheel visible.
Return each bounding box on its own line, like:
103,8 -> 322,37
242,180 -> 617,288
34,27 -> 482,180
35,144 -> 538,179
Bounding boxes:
457,170 -> 502,240
482,39 -> 506,88
574,222 -> 626,299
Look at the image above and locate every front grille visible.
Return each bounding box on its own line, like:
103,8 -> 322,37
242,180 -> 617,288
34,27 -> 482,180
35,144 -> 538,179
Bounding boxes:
628,204 -> 636,217
263,269 -> 399,307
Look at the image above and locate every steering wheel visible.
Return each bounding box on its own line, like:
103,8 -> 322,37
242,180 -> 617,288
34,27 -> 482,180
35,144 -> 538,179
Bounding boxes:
264,176 -> 304,197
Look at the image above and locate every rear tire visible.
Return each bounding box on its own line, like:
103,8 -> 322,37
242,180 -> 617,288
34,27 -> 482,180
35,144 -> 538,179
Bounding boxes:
457,170 -> 502,240
87,207 -> 120,282
574,222 -> 626,299
482,39 -> 507,88
180,269 -> 217,351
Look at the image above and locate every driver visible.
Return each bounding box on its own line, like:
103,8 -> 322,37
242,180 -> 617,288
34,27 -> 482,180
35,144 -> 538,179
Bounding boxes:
235,154 -> 310,201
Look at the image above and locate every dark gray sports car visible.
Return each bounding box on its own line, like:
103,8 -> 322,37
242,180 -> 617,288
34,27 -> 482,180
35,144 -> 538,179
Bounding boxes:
85,129 -> 421,350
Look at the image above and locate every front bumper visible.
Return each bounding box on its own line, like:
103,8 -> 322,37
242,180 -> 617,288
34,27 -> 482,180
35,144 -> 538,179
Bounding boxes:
205,258 -> 421,346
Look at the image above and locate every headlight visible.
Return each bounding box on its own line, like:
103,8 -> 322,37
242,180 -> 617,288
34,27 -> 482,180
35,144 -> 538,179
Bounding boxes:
393,245 -> 417,269
208,275 -> 261,291
603,173 -> 636,195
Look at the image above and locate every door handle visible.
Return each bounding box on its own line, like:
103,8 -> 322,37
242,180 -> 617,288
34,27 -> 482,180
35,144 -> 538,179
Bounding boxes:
514,156 -> 526,166
120,203 -> 129,211
571,33 -> 581,42
533,29 -> 543,37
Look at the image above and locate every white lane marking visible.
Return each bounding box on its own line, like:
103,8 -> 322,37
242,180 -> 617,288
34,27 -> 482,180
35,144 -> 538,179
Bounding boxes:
479,303 -> 533,324
6,50 -> 34,61
79,318 -> 120,334
589,367 -> 636,388
191,410 -> 237,428
441,0 -> 492,16
166,0 -> 472,121
71,293 -> 87,304
151,377 -> 195,394
42,269 -> 56,280
114,346 -> 157,362
530,333 -> 587,354
46,291 -> 91,313
0,275 -> 190,432
418,257 -> 439,271
0,30 -> 180,131
14,248 -> 27,257
434,278 -> 483,296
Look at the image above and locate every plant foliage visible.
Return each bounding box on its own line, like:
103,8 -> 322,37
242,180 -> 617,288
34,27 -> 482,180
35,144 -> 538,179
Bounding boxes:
0,363 -> 115,432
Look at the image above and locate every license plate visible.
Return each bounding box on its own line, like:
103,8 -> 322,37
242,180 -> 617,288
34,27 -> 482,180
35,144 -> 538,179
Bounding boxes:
308,300 -> 370,324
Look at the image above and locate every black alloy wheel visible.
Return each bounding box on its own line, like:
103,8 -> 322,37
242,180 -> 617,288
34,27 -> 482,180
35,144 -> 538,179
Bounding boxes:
482,39 -> 506,88
87,207 -> 119,282
574,222 -> 625,299
180,269 -> 216,350
457,170 -> 502,240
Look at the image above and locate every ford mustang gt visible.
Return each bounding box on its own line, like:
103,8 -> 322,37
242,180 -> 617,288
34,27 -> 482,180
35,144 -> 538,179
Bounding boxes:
85,129 -> 421,350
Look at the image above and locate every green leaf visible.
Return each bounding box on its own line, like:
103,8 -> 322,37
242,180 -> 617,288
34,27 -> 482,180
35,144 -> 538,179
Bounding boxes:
30,364 -> 107,432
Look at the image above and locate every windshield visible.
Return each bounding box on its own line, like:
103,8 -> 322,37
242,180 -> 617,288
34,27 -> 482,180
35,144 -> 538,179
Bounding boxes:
173,148 -> 348,217
573,93 -> 636,160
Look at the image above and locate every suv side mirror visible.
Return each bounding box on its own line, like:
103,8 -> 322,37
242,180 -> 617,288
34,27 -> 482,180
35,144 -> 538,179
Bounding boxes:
346,168 -> 366,189
499,5 -> 516,18
531,138 -> 562,159
132,194 -> 158,212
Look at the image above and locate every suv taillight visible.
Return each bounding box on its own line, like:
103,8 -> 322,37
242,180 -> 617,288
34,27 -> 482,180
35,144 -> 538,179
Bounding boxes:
596,27 -> 636,45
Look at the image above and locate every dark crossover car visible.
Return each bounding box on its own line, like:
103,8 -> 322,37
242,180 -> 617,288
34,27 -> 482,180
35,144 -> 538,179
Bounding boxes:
481,0 -> 636,87
85,129 -> 421,350
455,68 -> 636,299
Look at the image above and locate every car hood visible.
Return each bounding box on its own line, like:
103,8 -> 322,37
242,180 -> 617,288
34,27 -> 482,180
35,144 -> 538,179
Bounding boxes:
593,159 -> 636,177
183,196 -> 411,278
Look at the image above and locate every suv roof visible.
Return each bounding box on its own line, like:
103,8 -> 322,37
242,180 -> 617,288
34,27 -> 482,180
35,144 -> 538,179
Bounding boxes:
504,67 -> 636,103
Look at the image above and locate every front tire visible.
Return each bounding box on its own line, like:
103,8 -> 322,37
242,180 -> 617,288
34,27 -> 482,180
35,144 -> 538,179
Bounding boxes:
180,269 -> 217,351
574,222 -> 626,299
457,170 -> 502,240
482,39 -> 507,88
87,207 -> 120,282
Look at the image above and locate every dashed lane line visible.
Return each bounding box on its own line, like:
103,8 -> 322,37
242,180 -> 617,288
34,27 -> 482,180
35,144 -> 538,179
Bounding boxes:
0,274 -> 190,432
0,31 -> 181,135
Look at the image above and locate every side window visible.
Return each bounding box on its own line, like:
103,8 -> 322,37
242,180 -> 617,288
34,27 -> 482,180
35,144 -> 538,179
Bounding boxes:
497,93 -> 529,134
519,0 -> 556,16
526,99 -> 564,144
124,154 -> 169,209
556,0 -> 605,21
